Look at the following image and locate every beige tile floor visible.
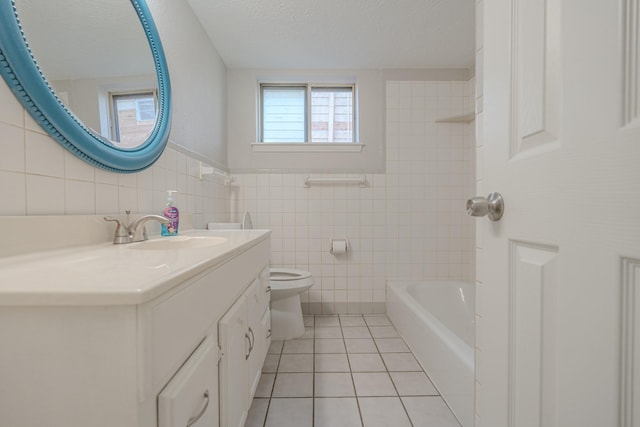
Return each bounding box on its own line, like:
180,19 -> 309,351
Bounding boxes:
244,314 -> 461,427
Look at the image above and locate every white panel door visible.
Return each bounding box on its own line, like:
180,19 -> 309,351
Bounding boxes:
477,1 -> 640,426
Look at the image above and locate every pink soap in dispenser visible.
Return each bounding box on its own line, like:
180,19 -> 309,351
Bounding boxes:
161,190 -> 179,236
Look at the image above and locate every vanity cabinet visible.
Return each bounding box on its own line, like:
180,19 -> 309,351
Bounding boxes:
219,268 -> 271,427
0,232 -> 270,427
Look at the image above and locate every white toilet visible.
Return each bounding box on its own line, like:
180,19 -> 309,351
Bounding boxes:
270,268 -> 314,340
208,213 -> 314,340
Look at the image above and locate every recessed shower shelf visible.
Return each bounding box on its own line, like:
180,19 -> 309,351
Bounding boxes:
435,112 -> 476,123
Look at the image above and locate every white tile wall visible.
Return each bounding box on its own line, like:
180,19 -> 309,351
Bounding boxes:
1,76 -> 475,314
231,80 -> 476,314
0,80 -> 230,227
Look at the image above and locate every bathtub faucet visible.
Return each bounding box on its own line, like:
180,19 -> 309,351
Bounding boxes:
104,212 -> 170,244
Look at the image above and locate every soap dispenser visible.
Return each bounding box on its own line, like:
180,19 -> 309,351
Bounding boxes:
161,190 -> 179,236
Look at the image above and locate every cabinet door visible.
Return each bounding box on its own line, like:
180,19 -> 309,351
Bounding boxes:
259,308 -> 272,363
158,337 -> 218,427
219,297 -> 249,427
245,279 -> 263,399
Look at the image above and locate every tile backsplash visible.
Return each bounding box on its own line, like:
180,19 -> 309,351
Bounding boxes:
0,80 -> 230,227
1,78 -> 475,313
231,80 -> 476,314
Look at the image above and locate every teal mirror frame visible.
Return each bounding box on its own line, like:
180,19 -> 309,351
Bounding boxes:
0,0 -> 171,173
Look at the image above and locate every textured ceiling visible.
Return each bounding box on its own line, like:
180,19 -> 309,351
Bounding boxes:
17,0 -> 154,80
186,0 -> 475,69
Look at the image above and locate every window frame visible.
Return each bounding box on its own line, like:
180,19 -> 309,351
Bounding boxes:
259,82 -> 356,144
109,90 -> 158,144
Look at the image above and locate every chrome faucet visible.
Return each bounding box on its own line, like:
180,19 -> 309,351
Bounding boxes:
104,212 -> 170,244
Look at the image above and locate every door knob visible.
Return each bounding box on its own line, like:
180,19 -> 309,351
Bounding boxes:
466,192 -> 504,221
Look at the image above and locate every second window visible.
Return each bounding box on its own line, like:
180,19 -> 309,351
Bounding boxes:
260,84 -> 355,144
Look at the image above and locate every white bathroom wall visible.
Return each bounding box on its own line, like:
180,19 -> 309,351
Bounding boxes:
0,0 -> 230,227
231,79 -> 476,314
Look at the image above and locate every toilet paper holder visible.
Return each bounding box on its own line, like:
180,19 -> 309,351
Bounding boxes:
330,239 -> 349,255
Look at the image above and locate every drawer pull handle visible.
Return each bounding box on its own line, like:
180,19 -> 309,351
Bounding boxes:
245,332 -> 251,360
267,328 -> 272,339
186,390 -> 210,427
266,286 -> 271,293
248,327 -> 255,354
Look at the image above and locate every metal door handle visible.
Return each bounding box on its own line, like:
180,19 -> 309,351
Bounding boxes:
466,192 -> 504,221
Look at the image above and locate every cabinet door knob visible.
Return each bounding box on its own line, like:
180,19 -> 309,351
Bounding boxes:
186,390 -> 210,427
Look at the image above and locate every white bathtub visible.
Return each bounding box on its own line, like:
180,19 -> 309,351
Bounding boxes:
387,281 -> 474,427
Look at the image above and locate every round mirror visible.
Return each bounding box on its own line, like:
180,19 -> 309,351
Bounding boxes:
0,0 -> 171,173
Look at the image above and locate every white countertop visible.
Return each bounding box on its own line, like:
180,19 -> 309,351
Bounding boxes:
0,229 -> 270,306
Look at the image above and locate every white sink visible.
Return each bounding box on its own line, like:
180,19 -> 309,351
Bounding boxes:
128,236 -> 227,251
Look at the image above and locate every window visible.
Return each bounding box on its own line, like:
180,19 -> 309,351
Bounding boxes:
111,91 -> 157,147
260,84 -> 355,143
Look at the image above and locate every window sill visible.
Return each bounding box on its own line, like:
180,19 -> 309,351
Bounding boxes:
251,143 -> 365,153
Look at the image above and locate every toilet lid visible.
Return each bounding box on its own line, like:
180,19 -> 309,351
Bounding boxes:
270,268 -> 312,281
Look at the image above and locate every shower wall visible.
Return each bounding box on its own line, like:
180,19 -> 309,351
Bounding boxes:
231,79 -> 476,314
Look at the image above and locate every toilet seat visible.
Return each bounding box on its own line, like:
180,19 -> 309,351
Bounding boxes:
270,268 -> 312,281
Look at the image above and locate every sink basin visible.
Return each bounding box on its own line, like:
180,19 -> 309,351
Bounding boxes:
128,236 -> 227,251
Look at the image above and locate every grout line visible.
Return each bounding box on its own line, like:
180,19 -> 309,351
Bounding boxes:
311,315 -> 315,427
341,314 -> 366,427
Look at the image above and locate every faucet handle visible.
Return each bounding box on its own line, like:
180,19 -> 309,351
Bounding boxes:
104,217 -> 130,244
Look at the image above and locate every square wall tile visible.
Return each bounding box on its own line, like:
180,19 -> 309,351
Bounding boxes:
0,122 -> 25,173
26,175 -> 64,215
25,131 -> 64,178
0,171 -> 26,215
